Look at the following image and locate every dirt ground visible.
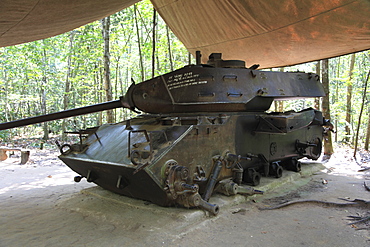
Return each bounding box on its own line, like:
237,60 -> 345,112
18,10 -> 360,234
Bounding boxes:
0,144 -> 369,247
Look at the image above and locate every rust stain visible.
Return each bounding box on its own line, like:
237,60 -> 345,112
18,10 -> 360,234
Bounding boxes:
310,31 -> 320,39
284,0 -> 299,16
287,26 -> 303,42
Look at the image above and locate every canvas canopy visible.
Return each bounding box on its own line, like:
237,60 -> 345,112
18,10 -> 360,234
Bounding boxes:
1,0 -> 369,68
0,0 -> 139,48
152,0 -> 370,68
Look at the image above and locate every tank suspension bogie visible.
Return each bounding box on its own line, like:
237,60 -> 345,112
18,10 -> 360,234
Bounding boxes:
282,158 -> 302,172
163,161 -> 219,215
244,168 -> 262,186
215,179 -> 239,196
269,162 -> 283,178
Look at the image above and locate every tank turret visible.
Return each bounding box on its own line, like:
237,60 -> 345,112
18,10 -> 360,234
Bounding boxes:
125,52 -> 325,113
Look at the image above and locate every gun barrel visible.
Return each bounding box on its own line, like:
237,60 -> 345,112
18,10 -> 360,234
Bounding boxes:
0,99 -> 124,131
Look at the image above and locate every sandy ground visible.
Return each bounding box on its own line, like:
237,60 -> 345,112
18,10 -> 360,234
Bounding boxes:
0,145 -> 369,247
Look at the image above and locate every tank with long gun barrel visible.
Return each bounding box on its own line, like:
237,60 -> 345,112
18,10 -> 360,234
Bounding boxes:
0,52 -> 330,215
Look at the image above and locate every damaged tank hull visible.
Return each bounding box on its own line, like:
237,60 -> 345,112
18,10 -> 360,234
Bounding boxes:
0,52 -> 330,214
59,108 -> 324,213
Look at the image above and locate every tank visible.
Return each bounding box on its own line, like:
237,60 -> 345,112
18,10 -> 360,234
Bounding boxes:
0,52 -> 331,215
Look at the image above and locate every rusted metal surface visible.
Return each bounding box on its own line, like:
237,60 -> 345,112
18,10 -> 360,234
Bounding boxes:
0,100 -> 124,131
59,108 -> 325,214
128,53 -> 325,114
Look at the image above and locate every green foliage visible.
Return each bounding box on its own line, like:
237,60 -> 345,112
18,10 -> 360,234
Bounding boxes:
0,130 -> 10,142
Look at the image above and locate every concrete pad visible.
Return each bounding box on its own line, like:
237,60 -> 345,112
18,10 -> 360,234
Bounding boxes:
57,161 -> 325,225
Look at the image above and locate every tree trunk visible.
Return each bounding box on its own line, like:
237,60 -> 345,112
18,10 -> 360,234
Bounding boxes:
41,75 -> 48,141
41,46 -> 48,141
365,112 -> 370,151
354,69 -> 370,156
166,26 -> 173,71
151,8 -> 156,78
134,5 -> 145,81
4,68 -> 10,122
114,58 -> 120,121
334,58 -> 340,142
344,53 -> 356,143
101,16 -> 113,123
321,59 -> 334,156
62,31 -> 74,140
314,61 -> 321,110
98,67 -> 103,125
